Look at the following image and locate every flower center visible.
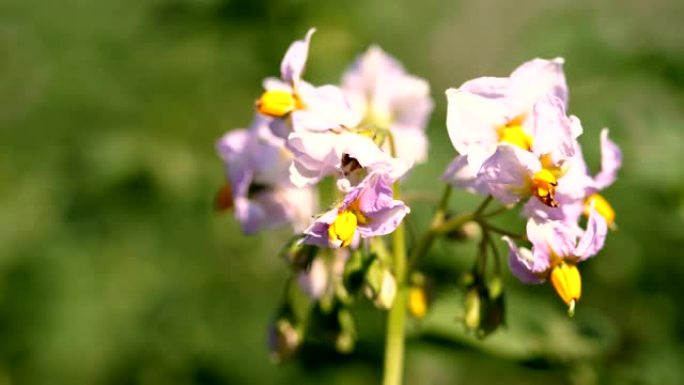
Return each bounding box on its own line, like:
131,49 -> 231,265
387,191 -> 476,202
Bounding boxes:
328,210 -> 358,247
341,154 -> 362,176
497,117 -> 533,151
256,90 -> 304,118
584,193 -> 616,227
549,262 -> 581,316
531,169 -> 559,207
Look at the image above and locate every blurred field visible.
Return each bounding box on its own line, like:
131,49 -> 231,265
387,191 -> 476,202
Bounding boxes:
1,0 -> 683,384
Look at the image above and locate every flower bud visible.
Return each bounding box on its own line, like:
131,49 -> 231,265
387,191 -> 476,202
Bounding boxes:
374,271 -> 397,309
463,287 -> 481,331
462,275 -> 506,338
335,308 -> 357,353
268,319 -> 301,363
408,286 -> 428,319
445,219 -> 481,241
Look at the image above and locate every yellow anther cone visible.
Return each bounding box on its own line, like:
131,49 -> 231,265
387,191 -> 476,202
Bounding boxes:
531,169 -> 559,207
328,210 -> 358,247
497,124 -> 533,151
550,263 -> 582,316
256,90 -> 299,118
585,193 -> 616,228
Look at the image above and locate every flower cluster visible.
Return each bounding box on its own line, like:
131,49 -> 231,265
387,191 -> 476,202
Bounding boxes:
217,29 -> 431,238
443,58 -> 622,314
214,28 -> 621,363
215,29 -> 433,358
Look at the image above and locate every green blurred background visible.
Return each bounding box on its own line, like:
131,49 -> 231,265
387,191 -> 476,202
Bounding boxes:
1,0 -> 683,384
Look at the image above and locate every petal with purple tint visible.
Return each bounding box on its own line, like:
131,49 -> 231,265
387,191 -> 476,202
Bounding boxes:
352,173 -> 410,237
286,131 -> 409,188
529,95 -> 576,165
341,45 -> 433,165
478,145 -> 541,205
503,237 -> 546,284
441,155 -> 490,195
526,218 -> 576,260
280,28 -> 316,87
302,208 -> 340,248
290,84 -> 359,132
594,128 -> 623,190
574,204 -> 608,261
445,88 -> 506,167
459,76 -> 510,99
509,57 -> 568,111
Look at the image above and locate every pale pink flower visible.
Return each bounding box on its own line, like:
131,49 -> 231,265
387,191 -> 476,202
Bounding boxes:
286,130 -> 410,188
342,46 -> 433,164
445,58 -> 570,170
216,116 -> 317,234
257,28 -> 358,137
302,172 -> 409,248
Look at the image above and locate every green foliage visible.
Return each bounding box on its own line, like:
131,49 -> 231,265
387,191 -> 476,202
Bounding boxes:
1,0 -> 683,384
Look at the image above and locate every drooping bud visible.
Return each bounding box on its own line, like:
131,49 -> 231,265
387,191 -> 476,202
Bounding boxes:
335,308 -> 357,353
462,273 -> 506,337
531,169 -> 559,207
550,262 -> 581,316
268,319 -> 301,363
374,271 -> 397,309
463,287 -> 482,331
445,218 -> 481,241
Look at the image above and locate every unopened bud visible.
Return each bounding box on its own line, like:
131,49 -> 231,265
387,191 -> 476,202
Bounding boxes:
462,275 -> 506,337
373,271 -> 397,309
463,288 -> 481,330
445,219 -> 481,241
268,319 -> 301,363
408,286 -> 429,319
297,257 -> 329,299
336,332 -> 355,353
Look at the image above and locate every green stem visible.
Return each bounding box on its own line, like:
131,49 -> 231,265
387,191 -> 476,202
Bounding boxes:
485,232 -> 503,277
480,205 -> 509,219
383,220 -> 407,385
383,133 -> 407,385
480,222 -> 526,240
473,195 -> 493,217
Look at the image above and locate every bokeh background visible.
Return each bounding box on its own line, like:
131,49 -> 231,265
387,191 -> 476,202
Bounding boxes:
2,0 -> 684,384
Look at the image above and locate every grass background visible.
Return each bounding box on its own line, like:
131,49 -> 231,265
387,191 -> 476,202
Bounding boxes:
1,0 -> 683,384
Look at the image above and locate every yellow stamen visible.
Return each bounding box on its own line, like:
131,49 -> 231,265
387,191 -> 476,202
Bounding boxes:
256,90 -> 303,118
347,199 -> 369,225
328,210 -> 358,247
531,169 -> 559,207
584,193 -> 616,228
497,119 -> 533,151
539,154 -> 569,179
550,262 -> 581,316
408,286 -> 428,319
